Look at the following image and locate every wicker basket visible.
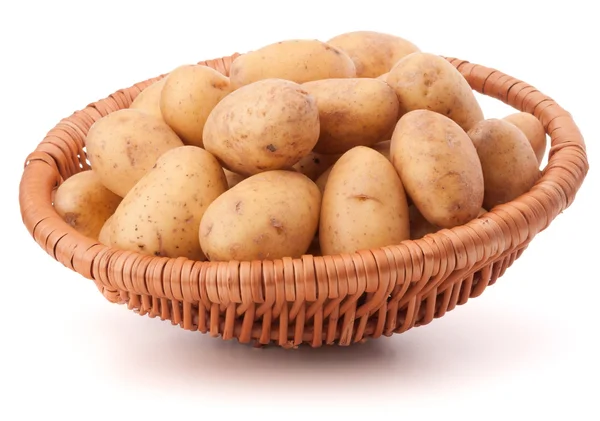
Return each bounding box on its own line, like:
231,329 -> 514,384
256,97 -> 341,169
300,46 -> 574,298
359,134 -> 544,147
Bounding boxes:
18,53 -> 589,348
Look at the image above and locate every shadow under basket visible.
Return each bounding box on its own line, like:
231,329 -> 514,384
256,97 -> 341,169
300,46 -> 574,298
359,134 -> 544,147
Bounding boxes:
19,54 -> 589,348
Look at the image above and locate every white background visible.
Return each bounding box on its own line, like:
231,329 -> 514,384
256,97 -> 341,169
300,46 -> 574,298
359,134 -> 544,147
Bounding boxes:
2,0 -> 598,419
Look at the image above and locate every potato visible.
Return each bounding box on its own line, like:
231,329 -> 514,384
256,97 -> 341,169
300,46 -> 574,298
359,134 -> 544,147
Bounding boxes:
315,166 -> 332,195
229,39 -> 356,88
98,215 -> 113,246
410,206 -> 486,240
320,146 -> 410,256
391,110 -> 484,228
377,72 -> 389,81
387,52 -> 484,131
129,78 -> 166,119
223,168 -> 246,189
327,31 -> 420,78
503,112 -> 547,165
291,151 -> 341,181
203,79 -> 320,176
54,170 -> 121,239
468,119 -> 540,209
371,140 -> 391,160
199,170 -> 321,261
86,109 -> 183,197
302,78 -> 399,154
160,64 -> 232,148
109,146 -> 227,260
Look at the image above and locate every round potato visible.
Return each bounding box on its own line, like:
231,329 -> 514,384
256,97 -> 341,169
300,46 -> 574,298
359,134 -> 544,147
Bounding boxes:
503,112 -> 547,165
229,39 -> 356,88
129,78 -> 166,119
387,52 -> 484,131
327,31 -> 420,78
291,151 -> 341,181
160,64 -> 232,147
302,78 -> 399,154
109,146 -> 227,260
199,170 -> 321,261
86,109 -> 183,197
391,110 -> 484,228
320,146 -> 410,256
468,119 -> 540,209
98,215 -> 113,246
203,79 -> 320,176
54,170 -> 121,239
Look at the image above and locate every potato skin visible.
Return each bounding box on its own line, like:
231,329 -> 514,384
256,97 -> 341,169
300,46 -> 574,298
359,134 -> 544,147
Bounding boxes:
503,112 -> 547,165
291,151 -> 341,181
409,206 -> 486,240
54,170 -> 121,239
315,166 -> 332,195
203,79 -> 320,176
371,140 -> 391,160
320,146 -> 410,256
129,78 -> 166,119
223,168 -> 246,189
109,146 -> 227,260
390,110 -> 484,228
468,119 -> 540,209
302,78 -> 400,154
387,52 -> 484,131
86,109 -> 183,197
229,39 -> 356,88
199,171 -> 321,261
160,65 -> 232,147
98,215 -> 113,246
327,31 -> 420,78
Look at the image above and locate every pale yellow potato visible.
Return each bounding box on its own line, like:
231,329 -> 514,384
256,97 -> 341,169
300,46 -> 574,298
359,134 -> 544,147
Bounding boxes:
302,78 -> 399,154
377,72 -> 389,81
320,146 -> 410,256
315,166 -> 332,195
371,140 -> 391,160
86,109 -> 183,197
54,170 -> 121,240
129,78 -> 166,120
503,112 -> 547,165
109,146 -> 227,260
199,170 -> 321,261
468,119 -> 540,209
203,79 -> 320,176
387,52 -> 484,131
160,64 -> 232,147
229,39 -> 356,88
291,151 -> 341,181
327,31 -> 420,78
98,215 -> 113,246
223,168 -> 246,189
390,110 -> 484,228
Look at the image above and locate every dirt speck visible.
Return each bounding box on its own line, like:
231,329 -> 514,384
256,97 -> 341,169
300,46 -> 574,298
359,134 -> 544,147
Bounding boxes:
270,217 -> 285,235
266,144 -> 277,152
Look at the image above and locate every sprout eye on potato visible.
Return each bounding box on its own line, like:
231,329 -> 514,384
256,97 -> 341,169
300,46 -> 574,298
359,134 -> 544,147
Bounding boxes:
62,31 -> 543,262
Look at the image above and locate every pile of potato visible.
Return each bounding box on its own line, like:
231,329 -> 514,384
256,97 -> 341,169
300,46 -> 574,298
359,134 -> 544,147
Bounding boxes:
53,31 -> 546,262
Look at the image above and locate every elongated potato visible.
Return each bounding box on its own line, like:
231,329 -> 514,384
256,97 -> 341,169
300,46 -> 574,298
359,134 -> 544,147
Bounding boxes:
229,39 -> 356,88
468,119 -> 540,209
302,78 -> 399,154
320,146 -> 410,255
109,146 -> 227,260
129,78 -> 166,119
160,64 -> 232,147
391,110 -> 484,228
54,170 -> 121,239
327,31 -> 420,78
203,79 -> 320,176
199,171 -> 321,261
86,109 -> 183,197
387,52 -> 484,131
292,151 -> 341,181
503,112 -> 547,165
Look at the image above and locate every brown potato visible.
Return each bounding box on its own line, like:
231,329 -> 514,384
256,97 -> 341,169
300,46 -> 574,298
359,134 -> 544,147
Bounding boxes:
291,151 -> 341,181
229,39 -> 356,88
85,109 -> 184,197
320,146 -> 410,256
199,171 -> 321,261
387,52 -> 484,131
54,170 -> 121,239
129,78 -> 166,119
109,146 -> 227,260
503,112 -> 547,165
160,64 -> 232,147
468,119 -> 540,209
327,31 -> 420,78
203,79 -> 320,176
391,110 -> 484,228
302,78 -> 399,154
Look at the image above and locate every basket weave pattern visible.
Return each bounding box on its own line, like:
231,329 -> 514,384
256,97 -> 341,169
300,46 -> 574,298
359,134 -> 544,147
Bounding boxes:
19,54 -> 588,347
